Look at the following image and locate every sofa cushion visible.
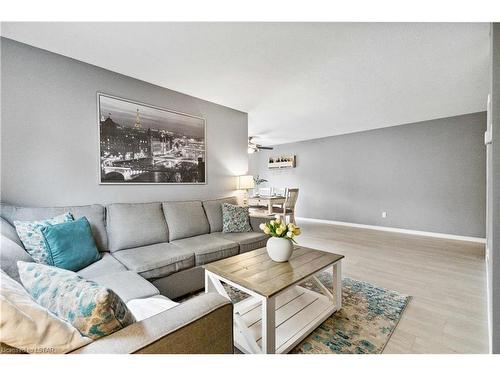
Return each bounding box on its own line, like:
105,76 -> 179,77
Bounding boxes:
1,217 -> 23,247
126,295 -> 178,321
41,217 -> 101,271
0,203 -> 15,224
106,202 -> 169,252
162,201 -> 209,241
77,252 -> 127,279
0,235 -> 34,284
222,203 -> 252,233
5,204 -> 108,252
112,242 -> 195,279
202,197 -> 238,233
14,212 -> 74,265
172,233 -> 239,266
89,271 -> 159,303
213,231 -> 269,253
0,270 -> 92,354
18,261 -> 136,340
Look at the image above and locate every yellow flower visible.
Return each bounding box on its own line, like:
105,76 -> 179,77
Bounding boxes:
275,218 -> 281,224
280,223 -> 287,231
259,223 -> 266,230
270,220 -> 275,226
287,231 -> 294,238
276,227 -> 283,235
263,227 -> 271,235
293,228 -> 301,236
288,223 -> 296,231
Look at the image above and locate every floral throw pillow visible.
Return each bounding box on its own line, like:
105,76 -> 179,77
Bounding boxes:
18,261 -> 136,340
14,213 -> 74,265
222,203 -> 252,233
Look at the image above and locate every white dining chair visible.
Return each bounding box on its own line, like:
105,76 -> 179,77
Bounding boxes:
272,188 -> 299,224
259,187 -> 272,196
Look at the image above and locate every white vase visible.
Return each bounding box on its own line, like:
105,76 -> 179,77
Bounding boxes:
266,237 -> 294,262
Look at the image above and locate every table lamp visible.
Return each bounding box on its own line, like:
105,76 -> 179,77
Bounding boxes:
237,175 -> 255,206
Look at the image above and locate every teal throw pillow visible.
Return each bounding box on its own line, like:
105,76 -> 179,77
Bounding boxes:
14,213 -> 73,265
41,217 -> 101,271
222,203 -> 252,233
17,261 -> 136,340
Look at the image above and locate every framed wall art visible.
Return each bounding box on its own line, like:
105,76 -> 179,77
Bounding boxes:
98,93 -> 206,184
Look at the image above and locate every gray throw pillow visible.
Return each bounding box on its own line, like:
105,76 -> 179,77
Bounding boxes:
222,203 -> 252,233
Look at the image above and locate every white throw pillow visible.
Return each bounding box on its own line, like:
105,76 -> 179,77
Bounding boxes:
0,270 -> 92,354
126,295 -> 178,321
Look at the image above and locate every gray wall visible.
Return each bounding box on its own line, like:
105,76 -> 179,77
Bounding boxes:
250,112 -> 486,238
488,22 -> 500,354
1,38 -> 249,206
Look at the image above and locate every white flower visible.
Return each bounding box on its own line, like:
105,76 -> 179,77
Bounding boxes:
287,231 -> 294,238
259,223 -> 266,230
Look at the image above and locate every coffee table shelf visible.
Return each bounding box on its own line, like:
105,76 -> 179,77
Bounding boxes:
235,285 -> 336,354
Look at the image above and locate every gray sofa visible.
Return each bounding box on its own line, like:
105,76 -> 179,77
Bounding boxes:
0,196 -> 269,354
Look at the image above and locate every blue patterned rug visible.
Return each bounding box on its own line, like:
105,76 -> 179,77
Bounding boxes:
224,272 -> 411,354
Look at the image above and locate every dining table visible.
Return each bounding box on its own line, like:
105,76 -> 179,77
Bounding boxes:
247,195 -> 286,215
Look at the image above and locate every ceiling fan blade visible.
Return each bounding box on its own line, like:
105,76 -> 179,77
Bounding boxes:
257,146 -> 274,150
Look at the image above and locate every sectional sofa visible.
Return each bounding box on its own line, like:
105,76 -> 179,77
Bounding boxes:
0,197 -> 269,354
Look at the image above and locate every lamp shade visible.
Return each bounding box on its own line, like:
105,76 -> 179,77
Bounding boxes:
237,175 -> 255,190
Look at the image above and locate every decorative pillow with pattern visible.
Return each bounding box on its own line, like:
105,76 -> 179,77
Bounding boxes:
18,261 -> 136,340
0,270 -> 91,354
222,203 -> 252,233
14,213 -> 73,265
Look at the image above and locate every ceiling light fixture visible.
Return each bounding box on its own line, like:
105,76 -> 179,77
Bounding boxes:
248,136 -> 273,153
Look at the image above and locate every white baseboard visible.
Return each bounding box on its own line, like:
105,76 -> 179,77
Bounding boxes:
296,217 -> 486,244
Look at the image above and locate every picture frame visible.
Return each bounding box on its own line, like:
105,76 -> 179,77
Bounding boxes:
97,93 -> 207,184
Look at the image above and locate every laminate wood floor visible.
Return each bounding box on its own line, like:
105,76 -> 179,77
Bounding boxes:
294,219 -> 489,354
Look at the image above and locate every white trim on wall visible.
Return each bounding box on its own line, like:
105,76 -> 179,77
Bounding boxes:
296,217 -> 486,244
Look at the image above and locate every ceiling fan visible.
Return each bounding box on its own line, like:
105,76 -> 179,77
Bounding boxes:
248,136 -> 274,154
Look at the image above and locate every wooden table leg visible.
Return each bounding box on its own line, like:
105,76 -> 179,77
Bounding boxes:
332,260 -> 342,310
261,296 -> 276,354
205,271 -> 216,293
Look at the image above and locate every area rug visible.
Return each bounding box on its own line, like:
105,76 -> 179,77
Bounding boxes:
222,272 -> 411,354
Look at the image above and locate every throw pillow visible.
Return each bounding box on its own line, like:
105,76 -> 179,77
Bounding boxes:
222,203 -> 252,233
41,217 -> 101,271
0,270 -> 91,354
18,261 -> 136,340
14,212 -> 73,265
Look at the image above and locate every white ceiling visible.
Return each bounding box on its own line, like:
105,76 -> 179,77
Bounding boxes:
1,22 -> 490,145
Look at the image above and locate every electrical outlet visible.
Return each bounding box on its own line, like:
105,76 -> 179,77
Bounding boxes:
382,211 -> 387,218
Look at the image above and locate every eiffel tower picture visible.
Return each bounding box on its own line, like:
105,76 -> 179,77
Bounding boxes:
98,93 -> 206,184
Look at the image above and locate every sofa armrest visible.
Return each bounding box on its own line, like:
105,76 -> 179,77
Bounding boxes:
70,293 -> 233,354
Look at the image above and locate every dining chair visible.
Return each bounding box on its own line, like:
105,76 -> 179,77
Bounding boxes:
272,188 -> 299,224
259,187 -> 272,196
273,187 -> 287,197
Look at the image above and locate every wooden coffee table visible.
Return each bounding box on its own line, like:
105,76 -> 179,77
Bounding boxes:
204,246 -> 344,354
